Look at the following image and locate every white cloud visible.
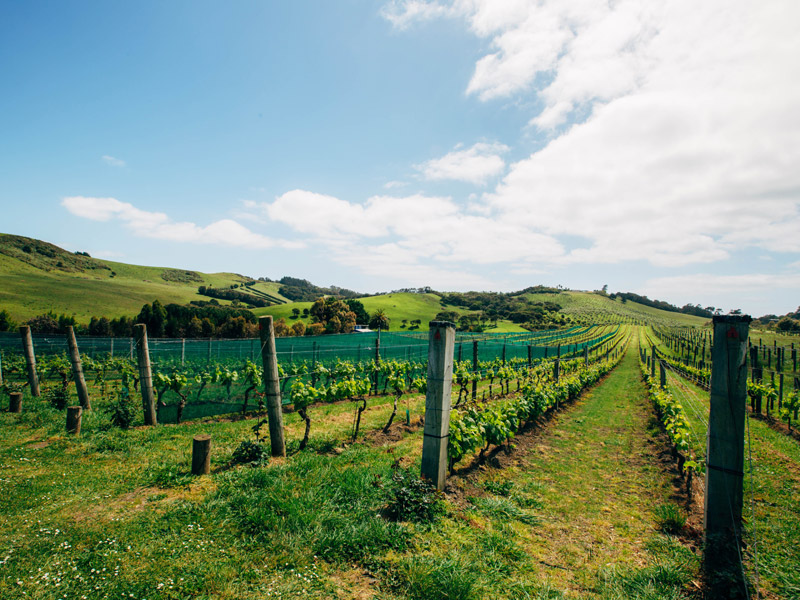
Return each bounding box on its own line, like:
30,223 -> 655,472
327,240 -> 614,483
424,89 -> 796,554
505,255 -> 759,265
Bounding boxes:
62,196 -> 300,250
380,0 -> 456,29
259,188 -> 564,281
101,155 -> 126,167
383,180 -> 408,190
417,142 -> 509,185
384,0 -> 800,268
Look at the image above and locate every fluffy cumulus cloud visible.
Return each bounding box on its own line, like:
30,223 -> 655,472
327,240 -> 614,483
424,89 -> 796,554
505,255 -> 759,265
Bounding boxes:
417,142 -> 509,184
62,196 -> 299,250
380,0 -> 800,275
256,189 -> 563,281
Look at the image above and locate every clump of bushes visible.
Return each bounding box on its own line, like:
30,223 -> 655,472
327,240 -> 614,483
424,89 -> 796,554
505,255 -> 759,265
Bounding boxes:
231,440 -> 269,465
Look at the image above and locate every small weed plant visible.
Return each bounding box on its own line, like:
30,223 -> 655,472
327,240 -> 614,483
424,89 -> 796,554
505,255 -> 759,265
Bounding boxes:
385,468 -> 445,523
654,503 -> 687,534
483,479 -> 514,496
231,439 -> 269,465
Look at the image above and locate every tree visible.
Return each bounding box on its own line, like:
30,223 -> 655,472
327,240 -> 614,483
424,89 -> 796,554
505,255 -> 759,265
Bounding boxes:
26,313 -> 60,334
291,321 -> 306,336
88,316 -> 112,337
273,318 -> 290,337
306,322 -> 325,336
291,308 -> 301,319
434,310 -> 459,323
369,309 -> 390,331
309,297 -> 357,334
345,299 -> 370,325
0,309 -> 16,332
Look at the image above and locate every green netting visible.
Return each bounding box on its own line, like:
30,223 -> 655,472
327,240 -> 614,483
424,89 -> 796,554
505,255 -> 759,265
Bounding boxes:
0,325 -> 620,422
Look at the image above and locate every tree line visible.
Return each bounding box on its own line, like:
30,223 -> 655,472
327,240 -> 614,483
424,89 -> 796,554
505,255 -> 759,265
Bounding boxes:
0,297 -> 392,339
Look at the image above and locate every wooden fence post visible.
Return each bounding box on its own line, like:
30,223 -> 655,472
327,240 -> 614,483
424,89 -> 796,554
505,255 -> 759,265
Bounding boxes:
9,392 -> 22,413
704,315 -> 750,597
66,406 -> 82,435
192,434 -> 211,475
66,327 -> 91,410
472,340 -> 479,400
19,326 -> 40,397
259,316 -> 286,457
134,324 -> 158,426
659,360 -> 667,388
553,358 -> 560,382
421,321 -> 455,490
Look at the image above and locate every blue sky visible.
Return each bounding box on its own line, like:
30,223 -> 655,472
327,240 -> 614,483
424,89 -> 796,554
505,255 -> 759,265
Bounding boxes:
1,0 -> 799,317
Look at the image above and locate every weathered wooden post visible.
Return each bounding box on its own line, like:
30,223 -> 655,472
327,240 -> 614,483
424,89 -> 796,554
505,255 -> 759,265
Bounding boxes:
134,324 -> 158,426
19,326 -> 40,397
659,360 -> 667,388
207,337 -> 212,364
259,316 -> 286,457
9,392 -> 22,413
66,327 -> 91,410
181,339 -> 186,365
374,334 -> 381,393
191,434 -> 212,475
421,321 -> 455,490
472,340 -> 479,400
527,344 -> 532,367
66,406 -> 82,435
584,346 -> 589,366
704,315 -> 750,598
553,358 -> 560,382
311,341 -> 318,387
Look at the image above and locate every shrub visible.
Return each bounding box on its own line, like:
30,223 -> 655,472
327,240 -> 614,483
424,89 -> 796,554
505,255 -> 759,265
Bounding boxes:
43,385 -> 70,410
231,440 -> 269,465
385,469 -> 445,523
105,385 -> 137,429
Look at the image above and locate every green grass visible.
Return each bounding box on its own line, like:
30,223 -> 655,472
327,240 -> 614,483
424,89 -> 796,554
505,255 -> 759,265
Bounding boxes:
0,339 -> 705,600
0,252 -> 250,322
668,368 -> 800,599
526,291 -> 709,328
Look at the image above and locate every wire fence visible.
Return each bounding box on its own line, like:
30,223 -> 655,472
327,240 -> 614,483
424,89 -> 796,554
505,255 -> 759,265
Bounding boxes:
0,326 -> 618,367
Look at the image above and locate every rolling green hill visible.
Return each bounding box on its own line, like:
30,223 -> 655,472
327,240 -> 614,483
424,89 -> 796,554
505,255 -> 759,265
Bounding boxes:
0,234 -> 252,321
0,233 -> 709,331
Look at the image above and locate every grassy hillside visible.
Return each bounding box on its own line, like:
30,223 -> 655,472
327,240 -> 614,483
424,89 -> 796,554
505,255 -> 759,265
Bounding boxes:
524,291 -> 709,327
251,292 -> 503,333
0,233 -> 711,330
0,234 -> 251,321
